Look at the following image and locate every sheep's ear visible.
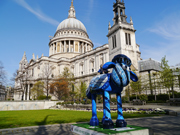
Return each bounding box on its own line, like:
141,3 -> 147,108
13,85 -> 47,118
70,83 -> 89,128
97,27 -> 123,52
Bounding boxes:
102,62 -> 116,70
130,71 -> 138,82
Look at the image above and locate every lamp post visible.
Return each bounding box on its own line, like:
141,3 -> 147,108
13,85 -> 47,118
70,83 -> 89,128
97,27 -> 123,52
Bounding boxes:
153,73 -> 157,101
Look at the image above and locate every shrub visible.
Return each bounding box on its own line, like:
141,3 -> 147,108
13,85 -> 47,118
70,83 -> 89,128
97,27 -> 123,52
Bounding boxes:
75,101 -> 80,104
130,95 -> 137,101
81,100 -> 85,104
122,96 -> 129,103
37,95 -> 51,100
98,99 -> 103,103
70,101 -> 74,105
139,94 -> 148,101
111,98 -> 116,103
86,99 -> 91,104
56,102 -> 62,105
156,94 -> 169,101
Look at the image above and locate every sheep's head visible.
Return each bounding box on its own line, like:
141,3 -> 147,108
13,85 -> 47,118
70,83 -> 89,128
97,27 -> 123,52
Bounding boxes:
102,54 -> 138,87
111,54 -> 138,87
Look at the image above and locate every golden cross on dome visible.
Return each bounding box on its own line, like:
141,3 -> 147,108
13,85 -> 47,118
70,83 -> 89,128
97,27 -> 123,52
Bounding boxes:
71,0 -> 74,7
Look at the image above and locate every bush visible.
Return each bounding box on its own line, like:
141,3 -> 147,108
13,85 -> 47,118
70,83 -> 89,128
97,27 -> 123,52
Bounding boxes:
81,100 -> 85,104
156,94 -> 169,101
122,96 -> 129,103
174,92 -> 180,98
111,98 -> 116,103
147,100 -> 165,103
75,101 -> 80,104
98,99 -> 103,103
139,94 -> 148,101
56,102 -> 62,105
37,95 -> 51,100
86,99 -> 91,104
130,95 -> 137,101
70,101 -> 74,105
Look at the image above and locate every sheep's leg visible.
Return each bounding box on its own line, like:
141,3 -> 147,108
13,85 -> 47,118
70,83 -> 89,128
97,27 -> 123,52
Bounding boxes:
101,94 -> 105,123
90,94 -> 99,126
116,93 -> 127,127
102,91 -> 114,129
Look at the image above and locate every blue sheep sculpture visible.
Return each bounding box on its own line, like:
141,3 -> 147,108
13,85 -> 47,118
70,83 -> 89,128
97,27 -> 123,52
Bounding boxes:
86,54 -> 138,129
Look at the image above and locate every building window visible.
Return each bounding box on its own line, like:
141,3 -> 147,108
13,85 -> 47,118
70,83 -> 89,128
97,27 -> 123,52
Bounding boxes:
112,35 -> 117,49
80,63 -> 84,75
32,69 -> 34,77
125,33 -> 131,45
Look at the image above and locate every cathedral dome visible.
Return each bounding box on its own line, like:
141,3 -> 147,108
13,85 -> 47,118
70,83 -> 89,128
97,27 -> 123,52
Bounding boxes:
56,18 -> 87,33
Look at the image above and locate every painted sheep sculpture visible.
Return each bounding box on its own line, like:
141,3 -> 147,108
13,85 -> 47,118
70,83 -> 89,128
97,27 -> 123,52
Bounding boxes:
86,54 -> 138,129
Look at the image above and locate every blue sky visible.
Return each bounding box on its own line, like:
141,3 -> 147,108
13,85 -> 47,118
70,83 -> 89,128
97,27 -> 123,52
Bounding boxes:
1,0 -> 180,85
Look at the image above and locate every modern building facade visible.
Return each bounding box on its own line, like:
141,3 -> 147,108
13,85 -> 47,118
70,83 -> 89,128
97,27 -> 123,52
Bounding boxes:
14,0 -> 141,100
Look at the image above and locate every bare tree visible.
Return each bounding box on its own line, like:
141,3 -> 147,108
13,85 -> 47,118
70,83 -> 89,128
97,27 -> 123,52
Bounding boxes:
0,61 -> 6,85
42,63 -> 54,100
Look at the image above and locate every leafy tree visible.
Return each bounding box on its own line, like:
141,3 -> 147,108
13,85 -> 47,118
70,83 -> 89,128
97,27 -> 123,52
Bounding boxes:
130,75 -> 147,100
159,56 -> 175,99
31,81 -> 44,100
50,77 -> 69,100
69,91 -> 77,102
75,81 -> 87,101
61,67 -> 75,91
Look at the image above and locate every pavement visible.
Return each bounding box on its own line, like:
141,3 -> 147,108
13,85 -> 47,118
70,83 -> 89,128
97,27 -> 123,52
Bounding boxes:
0,104 -> 180,135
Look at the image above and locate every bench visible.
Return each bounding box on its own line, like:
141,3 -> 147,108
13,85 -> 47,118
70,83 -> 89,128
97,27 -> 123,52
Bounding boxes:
132,99 -> 146,105
168,98 -> 180,106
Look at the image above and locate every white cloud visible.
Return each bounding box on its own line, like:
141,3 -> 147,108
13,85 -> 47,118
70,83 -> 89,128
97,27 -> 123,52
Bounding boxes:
143,12 -> 180,66
94,42 -> 102,48
84,0 -> 94,22
14,0 -> 59,26
148,12 -> 180,40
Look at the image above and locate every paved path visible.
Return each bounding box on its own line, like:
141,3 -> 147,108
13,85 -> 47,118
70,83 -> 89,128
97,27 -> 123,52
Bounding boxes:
0,104 -> 180,135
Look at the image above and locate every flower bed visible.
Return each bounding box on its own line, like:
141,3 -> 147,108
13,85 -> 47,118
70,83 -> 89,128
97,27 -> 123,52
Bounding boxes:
56,106 -> 165,114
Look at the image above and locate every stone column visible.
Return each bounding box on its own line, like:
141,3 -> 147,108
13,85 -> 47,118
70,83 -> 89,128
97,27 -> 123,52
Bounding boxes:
56,42 -> 57,53
73,41 -> 75,52
82,43 -> 84,53
69,40 -> 70,52
78,42 -> 79,53
95,55 -> 99,72
27,84 -> 30,100
23,86 -> 26,100
53,43 -> 55,54
103,53 -> 106,64
60,41 -> 62,53
64,41 -> 66,52
86,43 -> 87,52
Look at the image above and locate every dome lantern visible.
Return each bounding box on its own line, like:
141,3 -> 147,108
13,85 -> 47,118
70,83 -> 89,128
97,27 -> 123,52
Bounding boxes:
68,0 -> 76,18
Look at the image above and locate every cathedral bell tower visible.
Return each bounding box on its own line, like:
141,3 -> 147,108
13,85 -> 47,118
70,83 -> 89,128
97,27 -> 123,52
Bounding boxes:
107,0 -> 141,70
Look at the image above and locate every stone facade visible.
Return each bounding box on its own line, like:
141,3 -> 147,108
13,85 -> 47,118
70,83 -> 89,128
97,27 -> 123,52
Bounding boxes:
14,0 -> 141,100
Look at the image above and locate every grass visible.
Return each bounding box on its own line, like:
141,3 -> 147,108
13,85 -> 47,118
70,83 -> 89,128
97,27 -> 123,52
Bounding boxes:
0,110 -> 162,129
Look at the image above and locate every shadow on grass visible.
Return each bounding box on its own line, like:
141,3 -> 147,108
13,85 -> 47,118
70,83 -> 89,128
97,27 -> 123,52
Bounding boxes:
34,115 -> 77,135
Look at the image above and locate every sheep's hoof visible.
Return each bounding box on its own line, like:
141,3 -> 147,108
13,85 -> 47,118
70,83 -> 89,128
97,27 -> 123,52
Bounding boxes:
90,116 -> 99,126
116,119 -> 127,127
103,119 -> 114,129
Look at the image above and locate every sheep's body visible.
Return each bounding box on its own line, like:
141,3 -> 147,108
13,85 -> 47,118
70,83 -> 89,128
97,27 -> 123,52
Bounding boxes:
86,54 -> 138,129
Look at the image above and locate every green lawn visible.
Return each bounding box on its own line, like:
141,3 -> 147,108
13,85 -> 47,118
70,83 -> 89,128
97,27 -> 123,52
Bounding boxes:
0,110 -> 162,129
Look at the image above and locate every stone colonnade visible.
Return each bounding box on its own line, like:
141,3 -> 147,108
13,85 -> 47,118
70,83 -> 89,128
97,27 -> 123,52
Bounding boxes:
23,84 -> 33,100
49,40 -> 92,55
